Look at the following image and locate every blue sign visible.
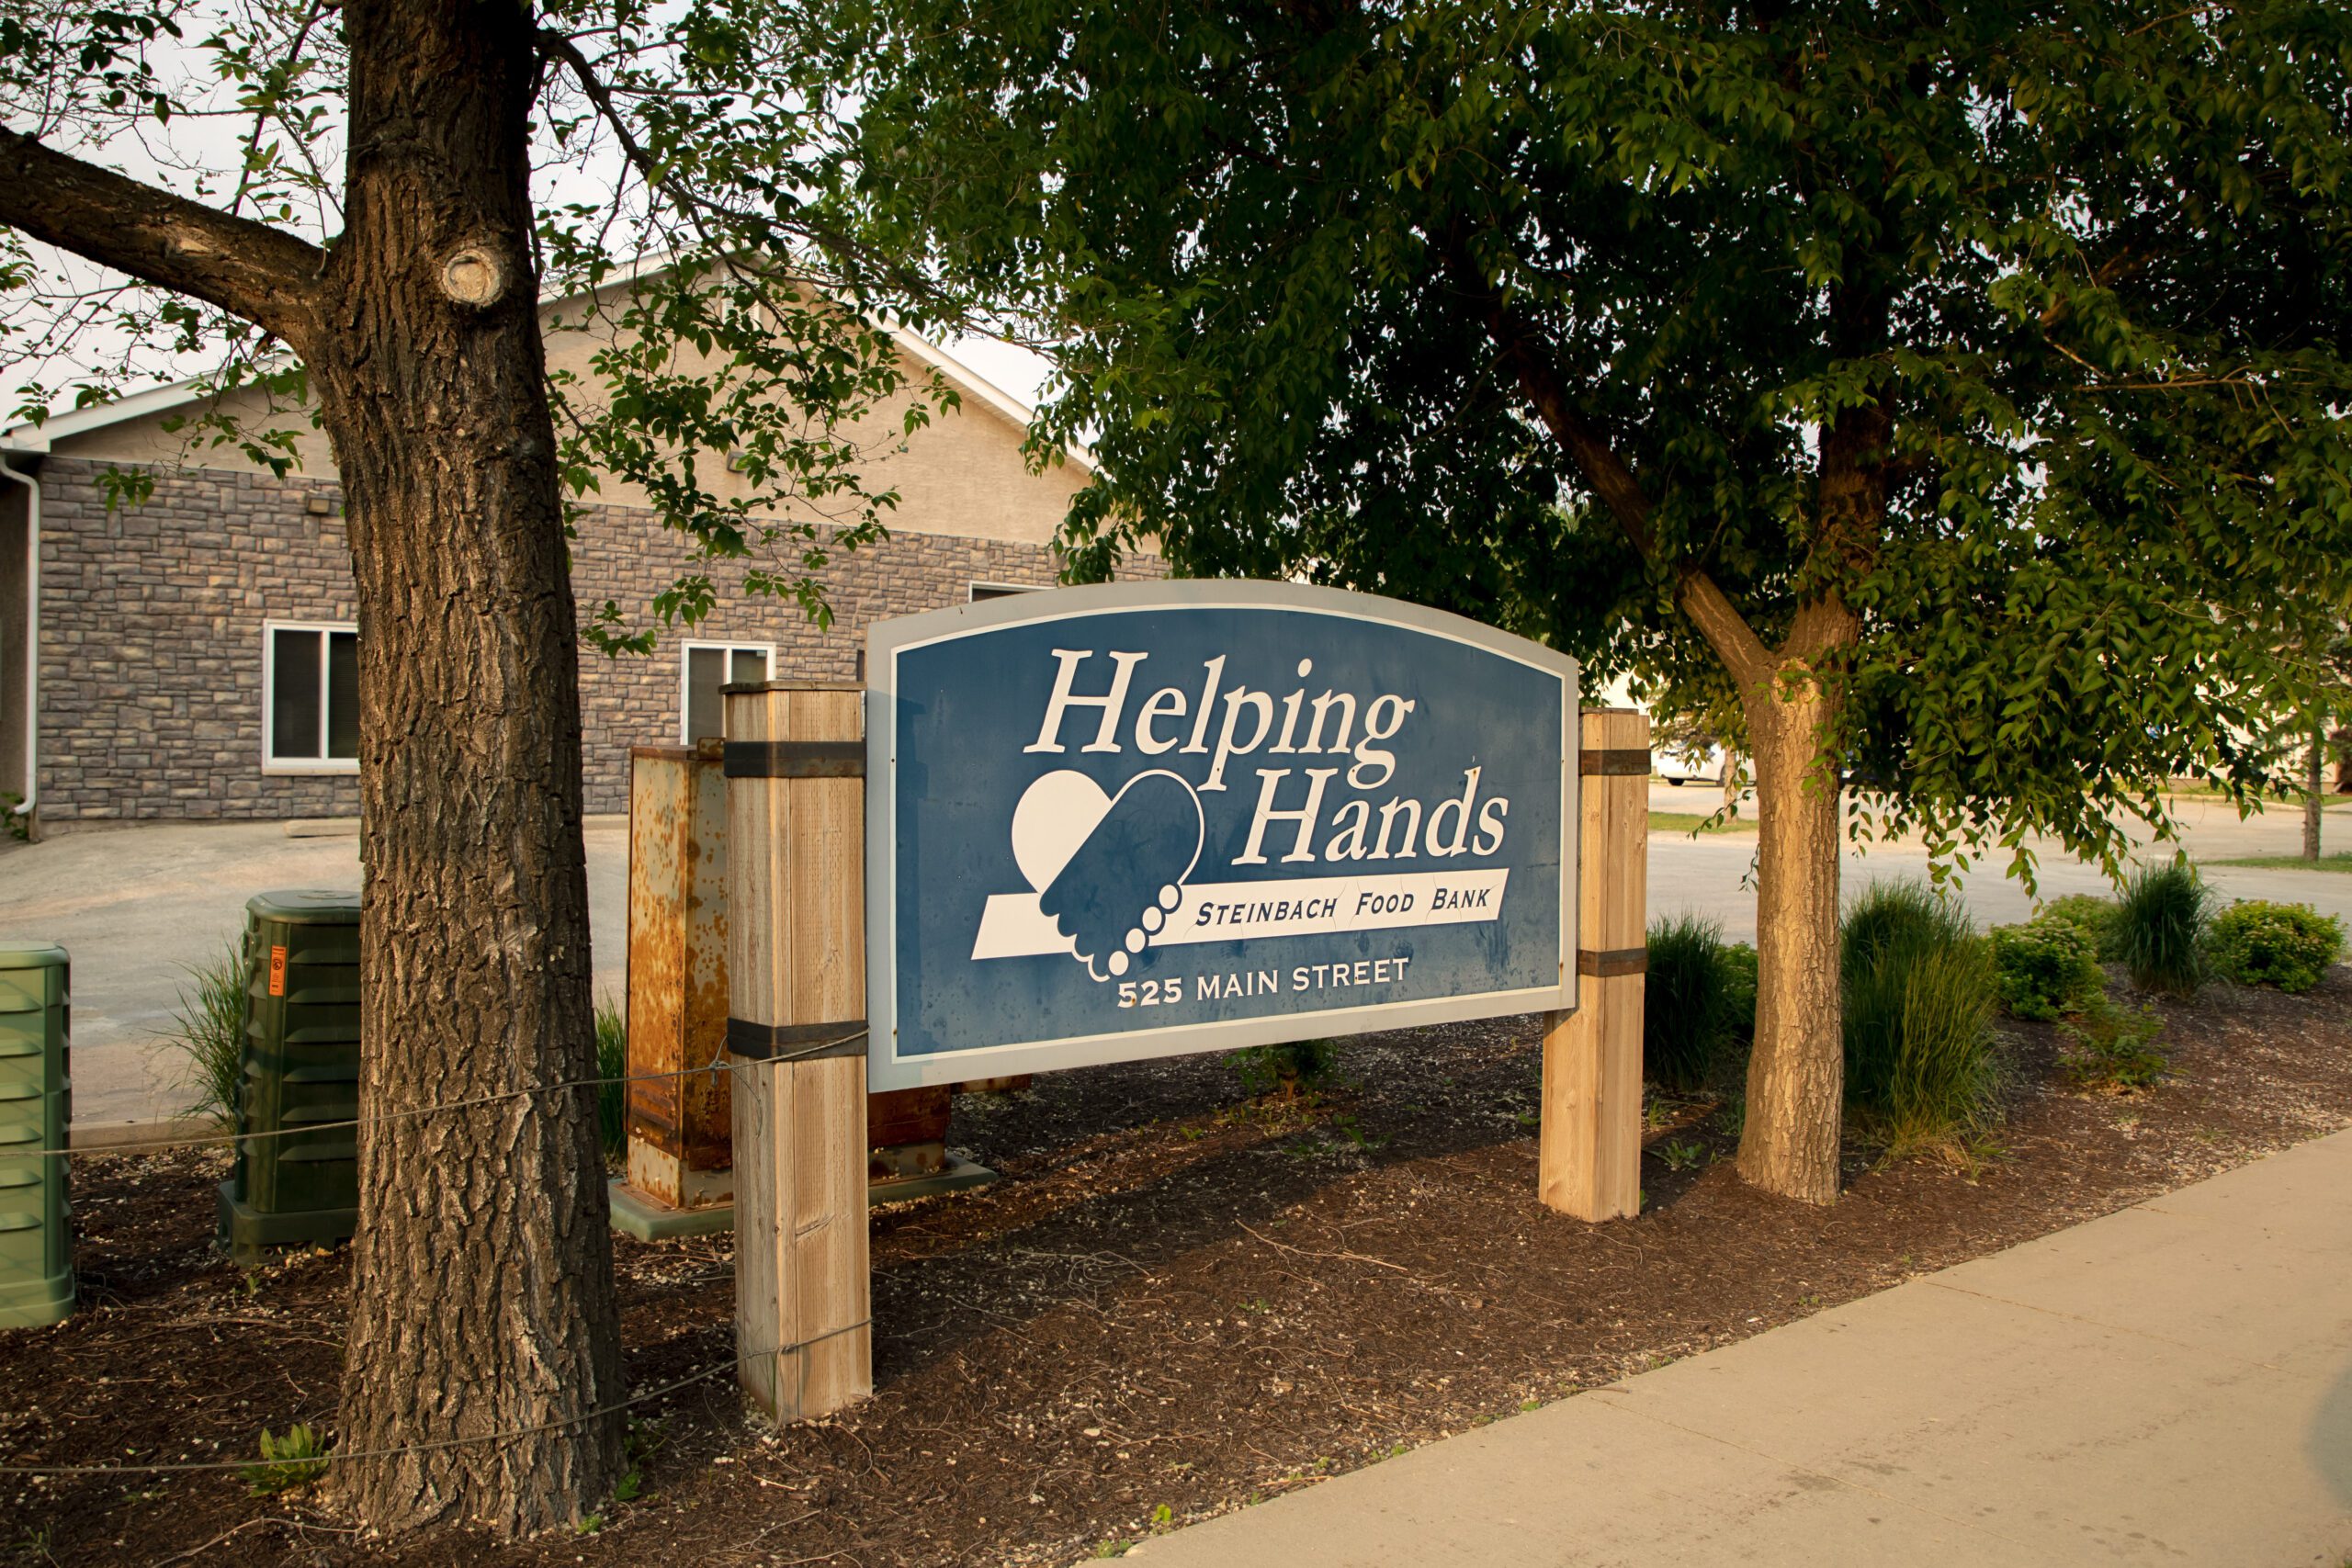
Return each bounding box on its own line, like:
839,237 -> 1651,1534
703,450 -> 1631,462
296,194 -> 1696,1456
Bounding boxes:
865,582 -> 1578,1090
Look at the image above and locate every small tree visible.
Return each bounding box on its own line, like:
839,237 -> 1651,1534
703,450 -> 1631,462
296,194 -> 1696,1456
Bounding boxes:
2295,630 -> 2351,860
826,0 -> 2352,1201
3,0 -> 947,1532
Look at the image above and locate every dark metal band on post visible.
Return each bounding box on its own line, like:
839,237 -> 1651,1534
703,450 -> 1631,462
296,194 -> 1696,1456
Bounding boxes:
723,739 -> 866,779
1577,947 -> 1649,978
725,1018 -> 870,1061
1577,747 -> 1652,777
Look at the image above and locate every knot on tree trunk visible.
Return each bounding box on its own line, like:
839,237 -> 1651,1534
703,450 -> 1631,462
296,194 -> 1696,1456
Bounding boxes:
438,246 -> 508,308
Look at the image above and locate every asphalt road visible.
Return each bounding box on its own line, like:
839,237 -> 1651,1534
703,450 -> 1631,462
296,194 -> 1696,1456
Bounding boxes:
1647,784 -> 2352,939
5,788 -> 2348,1127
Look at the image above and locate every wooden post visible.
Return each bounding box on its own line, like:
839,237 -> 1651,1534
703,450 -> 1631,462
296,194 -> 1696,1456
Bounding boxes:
616,741 -> 734,1223
1540,707 -> 1648,1221
725,682 -> 872,1422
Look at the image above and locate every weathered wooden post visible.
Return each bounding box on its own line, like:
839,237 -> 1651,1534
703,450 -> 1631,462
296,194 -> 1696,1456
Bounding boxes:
724,682 -> 872,1421
1540,707 -> 1648,1221
611,740 -> 736,1238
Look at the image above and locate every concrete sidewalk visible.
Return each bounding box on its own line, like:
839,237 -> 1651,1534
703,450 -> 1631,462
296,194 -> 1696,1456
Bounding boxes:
1132,1129 -> 2352,1567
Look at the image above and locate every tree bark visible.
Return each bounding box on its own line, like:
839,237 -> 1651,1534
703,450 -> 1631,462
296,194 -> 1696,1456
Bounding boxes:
0,130 -> 324,344
2307,720 -> 2326,863
311,0 -> 622,1534
1733,670 -> 1847,1203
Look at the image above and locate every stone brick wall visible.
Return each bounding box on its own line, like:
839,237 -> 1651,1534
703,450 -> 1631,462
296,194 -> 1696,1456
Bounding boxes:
35,457 -> 1152,822
37,460 -> 364,822
566,499 -> 1086,813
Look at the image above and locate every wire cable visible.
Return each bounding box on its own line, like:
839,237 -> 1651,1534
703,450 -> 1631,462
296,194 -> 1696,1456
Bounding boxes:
0,1030 -> 872,1160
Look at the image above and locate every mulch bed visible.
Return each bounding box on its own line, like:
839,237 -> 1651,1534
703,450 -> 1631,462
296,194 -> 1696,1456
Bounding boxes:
3,969 -> 2348,1567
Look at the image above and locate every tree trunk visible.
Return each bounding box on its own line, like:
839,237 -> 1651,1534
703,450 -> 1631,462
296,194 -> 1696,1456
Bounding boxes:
2307,719 -> 2326,863
315,0 -> 623,1533
1734,671 -> 1846,1205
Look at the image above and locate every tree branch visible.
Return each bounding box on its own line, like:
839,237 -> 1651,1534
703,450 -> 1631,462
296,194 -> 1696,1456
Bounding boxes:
536,30 -> 666,207
533,28 -> 955,327
1447,240 -> 1773,687
0,130 -> 324,351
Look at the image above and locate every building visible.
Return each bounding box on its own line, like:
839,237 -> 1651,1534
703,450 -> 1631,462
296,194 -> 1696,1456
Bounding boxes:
0,296 -> 1122,834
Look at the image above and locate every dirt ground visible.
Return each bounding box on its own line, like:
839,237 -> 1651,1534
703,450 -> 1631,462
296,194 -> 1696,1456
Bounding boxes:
2,968 -> 2348,1568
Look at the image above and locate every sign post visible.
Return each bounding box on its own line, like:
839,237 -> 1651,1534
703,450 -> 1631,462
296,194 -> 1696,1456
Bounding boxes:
1541,709 -> 1649,1221
723,683 -> 871,1423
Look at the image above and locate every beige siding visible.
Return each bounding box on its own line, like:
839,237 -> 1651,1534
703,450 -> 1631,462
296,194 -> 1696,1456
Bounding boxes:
44,290 -> 1088,547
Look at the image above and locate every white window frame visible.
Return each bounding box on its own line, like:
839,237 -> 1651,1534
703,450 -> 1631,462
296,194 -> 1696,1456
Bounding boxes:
261,618 -> 361,775
678,639 -> 778,745
968,581 -> 1046,602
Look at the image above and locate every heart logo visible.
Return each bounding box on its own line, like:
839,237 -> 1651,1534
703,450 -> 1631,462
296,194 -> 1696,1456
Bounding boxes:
1012,769 -> 1204,980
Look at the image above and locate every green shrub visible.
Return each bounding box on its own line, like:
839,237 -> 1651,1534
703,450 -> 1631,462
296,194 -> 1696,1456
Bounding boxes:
2060,995 -> 2167,1090
2038,894 -> 2122,958
1842,882 -> 1998,1151
1233,1039 -> 1338,1100
1720,942 -> 1759,1043
2208,900 -> 2346,994
2113,860 -> 2215,997
1644,916 -> 1739,1093
165,942 -> 248,1128
595,996 -> 628,1159
1989,915 -> 2105,1021
1840,879 -> 1971,986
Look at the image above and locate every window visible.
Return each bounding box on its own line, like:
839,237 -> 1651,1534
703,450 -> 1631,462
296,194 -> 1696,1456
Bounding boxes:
681,642 -> 774,743
264,621 -> 359,773
969,582 -> 1045,602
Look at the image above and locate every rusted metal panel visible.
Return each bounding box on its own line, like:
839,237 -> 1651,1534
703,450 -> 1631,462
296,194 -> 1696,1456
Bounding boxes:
629,739 -> 970,1210
867,1085 -> 950,1149
867,1085 -> 952,1183
624,740 -> 734,1211
950,1075 -> 1033,1094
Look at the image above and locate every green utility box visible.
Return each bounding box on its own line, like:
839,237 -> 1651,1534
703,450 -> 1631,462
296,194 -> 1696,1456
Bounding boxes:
218,892 -> 361,1265
0,944 -> 73,1327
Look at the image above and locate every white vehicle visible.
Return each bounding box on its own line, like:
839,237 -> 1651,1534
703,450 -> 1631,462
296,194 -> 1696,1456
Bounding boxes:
1656,743 -> 1725,786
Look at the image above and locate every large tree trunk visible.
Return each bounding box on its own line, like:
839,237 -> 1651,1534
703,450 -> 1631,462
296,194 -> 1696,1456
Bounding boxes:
1733,671 -> 1847,1204
313,0 -> 623,1533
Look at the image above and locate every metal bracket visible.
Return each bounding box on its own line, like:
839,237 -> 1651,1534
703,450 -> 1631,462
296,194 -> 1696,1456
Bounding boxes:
723,740 -> 865,779
1576,947 -> 1649,978
1577,748 -> 1652,777
725,1018 -> 870,1061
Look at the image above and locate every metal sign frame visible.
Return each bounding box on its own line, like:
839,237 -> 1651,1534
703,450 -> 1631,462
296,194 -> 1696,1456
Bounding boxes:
865,581 -> 1579,1091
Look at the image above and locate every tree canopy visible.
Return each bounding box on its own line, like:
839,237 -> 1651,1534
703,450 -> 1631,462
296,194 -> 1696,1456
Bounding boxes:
835,0 -> 2352,868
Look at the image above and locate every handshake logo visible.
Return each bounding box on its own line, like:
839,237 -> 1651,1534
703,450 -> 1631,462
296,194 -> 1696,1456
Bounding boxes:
1011,769 -> 1204,982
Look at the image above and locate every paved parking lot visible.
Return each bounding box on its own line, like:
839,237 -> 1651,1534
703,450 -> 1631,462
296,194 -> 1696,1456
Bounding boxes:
3,789 -> 2346,1128
2,818 -> 628,1126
